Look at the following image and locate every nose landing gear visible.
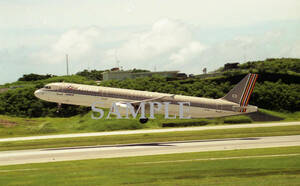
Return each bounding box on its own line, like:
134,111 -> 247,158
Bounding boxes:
56,103 -> 62,113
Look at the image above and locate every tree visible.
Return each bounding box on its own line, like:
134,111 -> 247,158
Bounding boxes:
18,73 -> 55,81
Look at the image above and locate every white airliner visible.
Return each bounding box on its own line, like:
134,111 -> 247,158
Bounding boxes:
34,73 -> 258,123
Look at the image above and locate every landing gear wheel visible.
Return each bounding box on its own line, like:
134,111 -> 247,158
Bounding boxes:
139,118 -> 148,124
56,103 -> 62,113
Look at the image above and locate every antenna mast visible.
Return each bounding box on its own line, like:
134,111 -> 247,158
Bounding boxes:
66,54 -> 69,76
115,49 -> 120,68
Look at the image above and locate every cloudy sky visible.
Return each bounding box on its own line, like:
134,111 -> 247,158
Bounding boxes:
0,0 -> 299,84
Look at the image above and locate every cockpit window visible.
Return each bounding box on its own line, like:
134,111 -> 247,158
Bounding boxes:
44,86 -> 51,89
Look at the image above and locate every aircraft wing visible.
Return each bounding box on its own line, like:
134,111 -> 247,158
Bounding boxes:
129,95 -> 175,106
116,95 -> 175,109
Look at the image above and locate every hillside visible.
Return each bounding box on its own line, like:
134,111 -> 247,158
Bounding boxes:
101,58 -> 300,112
0,58 -> 299,119
240,58 -> 300,75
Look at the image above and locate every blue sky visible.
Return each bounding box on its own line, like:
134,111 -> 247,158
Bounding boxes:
0,0 -> 300,84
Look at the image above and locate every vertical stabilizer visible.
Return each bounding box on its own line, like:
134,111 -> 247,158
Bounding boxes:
221,74 -> 258,108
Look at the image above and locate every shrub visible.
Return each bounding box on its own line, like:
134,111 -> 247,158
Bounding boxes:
162,120 -> 211,127
223,115 -> 253,124
90,120 -> 144,131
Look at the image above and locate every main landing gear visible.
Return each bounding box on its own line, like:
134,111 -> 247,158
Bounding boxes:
139,118 -> 149,124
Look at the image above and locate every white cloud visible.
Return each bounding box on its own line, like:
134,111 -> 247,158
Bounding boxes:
112,19 -> 193,61
1,0 -> 299,29
104,18 -> 207,70
181,30 -> 300,74
31,18 -> 300,76
1,1 -> 300,84
33,27 -> 104,64
53,28 -> 100,55
32,18 -> 208,72
169,41 -> 206,65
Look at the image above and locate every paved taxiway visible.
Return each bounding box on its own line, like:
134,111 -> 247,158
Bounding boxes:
1,135 -> 300,166
1,121 -> 299,142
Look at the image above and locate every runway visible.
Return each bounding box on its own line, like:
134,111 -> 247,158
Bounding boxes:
1,121 -> 300,142
1,135 -> 300,166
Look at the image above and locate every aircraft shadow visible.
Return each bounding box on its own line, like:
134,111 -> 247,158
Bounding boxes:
43,137 -> 260,151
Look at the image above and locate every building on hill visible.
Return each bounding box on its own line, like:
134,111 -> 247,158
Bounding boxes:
224,63 -> 240,71
110,67 -> 120,71
176,73 -> 188,79
0,88 -> 9,94
102,70 -> 180,81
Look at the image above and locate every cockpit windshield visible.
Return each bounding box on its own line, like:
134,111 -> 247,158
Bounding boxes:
44,86 -> 51,89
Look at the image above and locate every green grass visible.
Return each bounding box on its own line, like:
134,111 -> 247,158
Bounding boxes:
1,146 -> 300,185
1,108 -> 300,138
259,108 -> 300,121
0,113 -> 149,138
223,115 -> 253,124
1,125 -> 300,151
0,112 -> 224,138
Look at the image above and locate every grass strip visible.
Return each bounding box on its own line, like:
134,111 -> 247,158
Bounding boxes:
1,109 -> 299,138
1,125 -> 300,151
1,146 -> 300,185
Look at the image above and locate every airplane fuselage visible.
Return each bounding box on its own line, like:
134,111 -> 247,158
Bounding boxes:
34,82 -> 257,118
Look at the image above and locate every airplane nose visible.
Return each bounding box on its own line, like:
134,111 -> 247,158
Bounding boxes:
34,89 -> 42,98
